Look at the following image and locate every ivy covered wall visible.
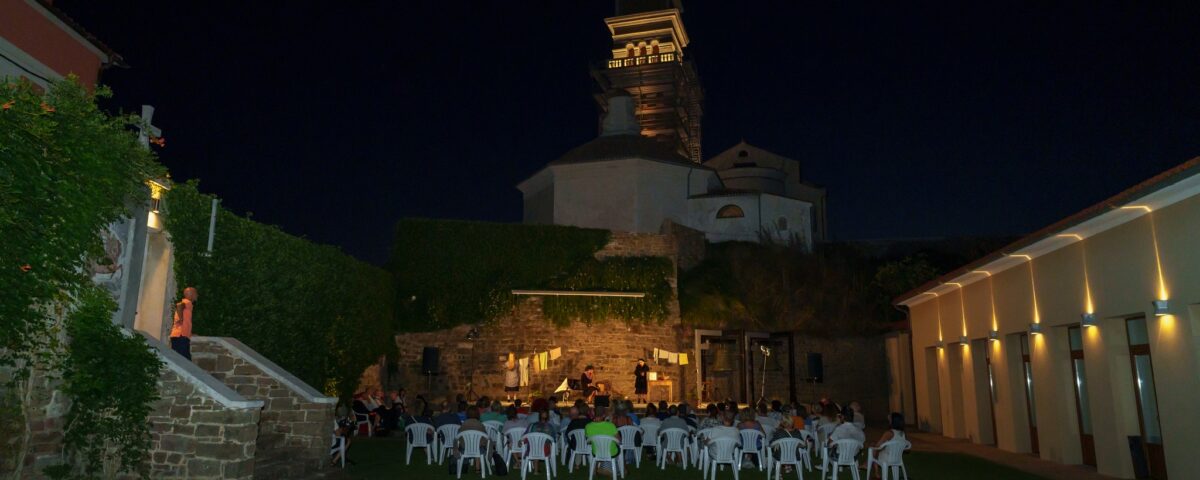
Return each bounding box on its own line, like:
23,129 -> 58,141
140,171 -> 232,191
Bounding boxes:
166,182 -> 395,400
390,219 -> 675,330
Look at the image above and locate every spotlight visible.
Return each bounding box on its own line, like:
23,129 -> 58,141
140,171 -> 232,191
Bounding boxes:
1152,299 -> 1169,317
988,330 -> 999,341
1028,323 -> 1043,335
959,335 -> 969,345
1081,312 -> 1097,327
935,340 -> 945,349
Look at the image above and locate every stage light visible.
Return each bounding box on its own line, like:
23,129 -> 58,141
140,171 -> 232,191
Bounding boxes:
1152,299 -> 1169,317
1028,323 -> 1043,335
1080,312 -> 1097,327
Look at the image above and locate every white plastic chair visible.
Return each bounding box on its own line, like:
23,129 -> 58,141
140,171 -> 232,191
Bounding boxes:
354,412 -> 373,437
331,420 -> 347,468
658,428 -> 690,469
484,423 -> 503,456
566,429 -> 592,472
437,424 -> 462,464
768,437 -> 805,480
705,437 -> 741,480
456,430 -> 491,479
738,429 -> 766,471
866,437 -> 911,480
640,423 -> 660,461
822,439 -> 863,480
505,427 -> 527,468
796,430 -> 816,470
405,423 -> 434,465
618,425 -> 643,468
588,434 -> 623,480
520,432 -> 558,480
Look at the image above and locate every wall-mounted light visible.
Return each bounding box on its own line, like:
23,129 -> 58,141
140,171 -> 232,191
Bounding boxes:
935,340 -> 945,349
1080,312 -> 1097,327
1028,323 -> 1043,335
1152,299 -> 1169,317
959,335 -> 970,345
988,330 -> 1000,341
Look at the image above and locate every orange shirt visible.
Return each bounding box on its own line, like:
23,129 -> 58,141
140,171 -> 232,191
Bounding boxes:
171,298 -> 193,338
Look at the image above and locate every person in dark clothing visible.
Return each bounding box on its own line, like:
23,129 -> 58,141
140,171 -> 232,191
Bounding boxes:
563,406 -> 592,464
432,403 -> 462,427
633,359 -> 650,404
580,365 -> 597,402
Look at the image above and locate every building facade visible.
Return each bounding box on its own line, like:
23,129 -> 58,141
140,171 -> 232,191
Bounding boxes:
0,0 -> 121,90
895,159 -> 1200,479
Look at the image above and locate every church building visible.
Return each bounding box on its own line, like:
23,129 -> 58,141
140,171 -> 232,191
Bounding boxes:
518,0 -> 827,247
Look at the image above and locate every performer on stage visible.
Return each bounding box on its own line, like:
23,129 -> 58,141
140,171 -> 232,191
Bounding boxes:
504,353 -> 519,401
633,358 -> 650,404
580,365 -> 598,402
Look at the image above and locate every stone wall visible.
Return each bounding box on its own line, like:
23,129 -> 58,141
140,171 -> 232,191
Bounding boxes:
145,362 -> 261,479
1,365 -> 69,476
191,337 -> 336,479
391,231 -> 696,404
750,334 -> 891,423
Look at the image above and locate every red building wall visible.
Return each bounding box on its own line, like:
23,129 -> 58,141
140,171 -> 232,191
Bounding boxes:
0,0 -> 105,87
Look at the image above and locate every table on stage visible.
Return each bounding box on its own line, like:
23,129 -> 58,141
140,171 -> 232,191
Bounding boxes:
648,379 -> 674,403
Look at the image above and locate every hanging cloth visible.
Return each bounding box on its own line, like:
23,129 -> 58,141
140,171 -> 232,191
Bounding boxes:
519,357 -> 530,386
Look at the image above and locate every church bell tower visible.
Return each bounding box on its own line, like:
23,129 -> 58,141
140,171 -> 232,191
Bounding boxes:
592,0 -> 704,163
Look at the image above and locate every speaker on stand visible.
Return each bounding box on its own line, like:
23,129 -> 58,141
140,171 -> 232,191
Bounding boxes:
422,346 -> 439,393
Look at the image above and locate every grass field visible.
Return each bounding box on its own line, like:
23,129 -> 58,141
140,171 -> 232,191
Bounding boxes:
341,436 -> 1047,480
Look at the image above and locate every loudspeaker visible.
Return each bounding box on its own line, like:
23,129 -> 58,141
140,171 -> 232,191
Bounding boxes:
806,353 -> 824,383
422,347 -> 439,374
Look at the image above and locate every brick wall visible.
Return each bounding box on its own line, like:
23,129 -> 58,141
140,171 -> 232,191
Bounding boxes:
192,337 -> 336,479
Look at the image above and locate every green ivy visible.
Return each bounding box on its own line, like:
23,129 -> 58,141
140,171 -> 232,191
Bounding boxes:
390,219 -> 674,330
0,78 -> 164,478
166,182 -> 396,400
48,286 -> 161,479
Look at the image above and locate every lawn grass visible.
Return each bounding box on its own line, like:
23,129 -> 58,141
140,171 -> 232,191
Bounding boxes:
343,436 -> 1047,480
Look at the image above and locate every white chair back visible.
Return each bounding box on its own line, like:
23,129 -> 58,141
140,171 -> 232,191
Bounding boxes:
521,432 -> 555,461
505,427 -> 527,449
437,424 -> 462,445
739,429 -> 764,452
459,430 -> 489,457
407,423 -> 433,447
641,423 -> 660,446
659,428 -> 689,451
771,437 -> 803,463
590,434 -> 620,460
618,425 -> 642,448
706,437 -> 739,463
484,420 -> 504,432
832,438 -> 863,464
877,437 -> 909,464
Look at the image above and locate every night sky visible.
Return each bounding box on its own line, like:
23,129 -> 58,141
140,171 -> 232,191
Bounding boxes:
56,1 -> 1200,264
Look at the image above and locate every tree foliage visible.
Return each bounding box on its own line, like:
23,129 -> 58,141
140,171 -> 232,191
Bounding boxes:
390,219 -> 674,330
165,182 -> 396,400
680,242 -> 932,334
0,78 -> 164,478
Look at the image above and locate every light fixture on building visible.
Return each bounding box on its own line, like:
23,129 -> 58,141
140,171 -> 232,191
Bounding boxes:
1028,323 -> 1043,335
934,339 -> 945,349
1081,312 -> 1097,327
1152,299 -> 1169,317
959,335 -> 969,345
988,330 -> 1000,341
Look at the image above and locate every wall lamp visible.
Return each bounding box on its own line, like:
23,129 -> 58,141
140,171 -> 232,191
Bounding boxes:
958,335 -> 970,345
1152,299 -> 1169,317
935,340 -> 945,349
988,330 -> 1000,341
1080,312 -> 1097,327
1028,323 -> 1043,335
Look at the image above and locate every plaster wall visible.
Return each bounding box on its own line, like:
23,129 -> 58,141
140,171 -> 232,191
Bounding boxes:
907,191 -> 1200,479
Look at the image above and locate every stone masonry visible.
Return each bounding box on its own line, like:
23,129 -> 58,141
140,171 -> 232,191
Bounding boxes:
192,337 -> 337,479
391,231 -> 696,403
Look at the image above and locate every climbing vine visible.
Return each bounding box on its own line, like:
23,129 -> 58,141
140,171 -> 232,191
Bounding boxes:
390,219 -> 674,330
0,78 -> 164,477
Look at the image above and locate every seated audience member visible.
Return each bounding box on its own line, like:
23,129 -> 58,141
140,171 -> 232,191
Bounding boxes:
755,402 -> 779,437
455,401 -> 469,422
703,412 -> 740,446
655,401 -> 670,420
514,399 -> 529,415
769,400 -> 785,423
331,416 -> 354,466
502,406 -> 524,433
433,402 -> 461,427
482,401 -> 506,423
869,412 -> 907,479
791,405 -> 810,432
612,401 -> 635,428
771,417 -> 803,443
698,403 -> 722,430
526,409 -> 556,435
564,407 -> 591,458
736,409 -> 764,433
460,406 -> 486,433
816,406 -> 838,439
679,403 -> 698,428
828,406 -> 866,451
850,401 -> 867,430
585,407 -> 620,474
661,405 -> 689,432
641,403 -> 661,426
